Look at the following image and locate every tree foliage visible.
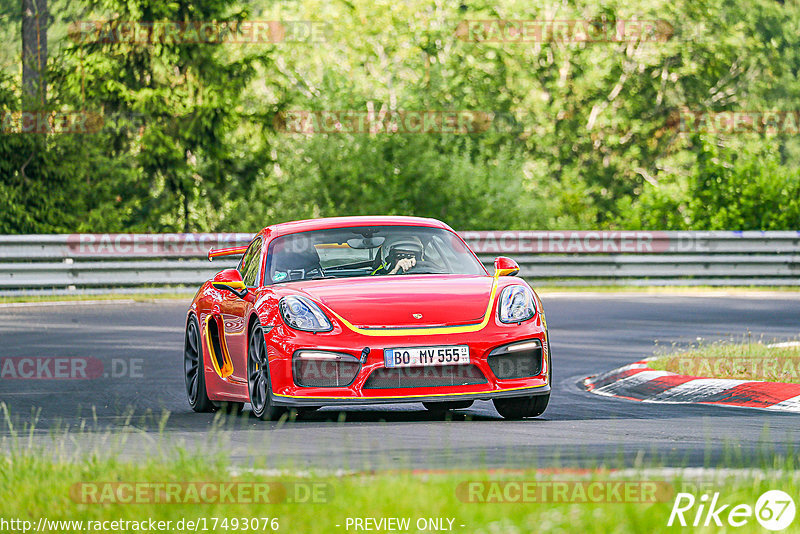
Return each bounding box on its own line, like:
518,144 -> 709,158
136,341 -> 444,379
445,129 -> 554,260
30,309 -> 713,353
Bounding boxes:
1,0 -> 799,232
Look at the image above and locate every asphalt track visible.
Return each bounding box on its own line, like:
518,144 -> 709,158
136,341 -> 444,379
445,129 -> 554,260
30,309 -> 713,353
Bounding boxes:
1,294 -> 799,470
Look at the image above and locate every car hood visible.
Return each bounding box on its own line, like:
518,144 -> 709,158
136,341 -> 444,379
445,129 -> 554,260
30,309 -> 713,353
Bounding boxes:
290,275 -> 494,328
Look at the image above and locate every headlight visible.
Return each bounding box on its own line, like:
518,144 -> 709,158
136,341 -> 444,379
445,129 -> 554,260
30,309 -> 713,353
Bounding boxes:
279,296 -> 333,332
498,285 -> 537,324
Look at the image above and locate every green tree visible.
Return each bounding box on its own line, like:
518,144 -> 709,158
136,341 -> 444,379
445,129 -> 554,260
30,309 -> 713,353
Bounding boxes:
49,0 -> 275,231
619,136 -> 800,230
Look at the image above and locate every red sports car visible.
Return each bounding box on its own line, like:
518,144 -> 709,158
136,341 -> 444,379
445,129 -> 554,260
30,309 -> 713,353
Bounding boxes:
184,216 -> 551,419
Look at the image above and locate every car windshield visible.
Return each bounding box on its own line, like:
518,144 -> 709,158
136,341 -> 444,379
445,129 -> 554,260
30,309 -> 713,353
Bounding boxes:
264,225 -> 485,284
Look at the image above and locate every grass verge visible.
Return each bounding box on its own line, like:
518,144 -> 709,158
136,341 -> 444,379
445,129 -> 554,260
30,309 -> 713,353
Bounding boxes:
649,339 -> 800,383
1,405 -> 798,532
2,446 -> 799,533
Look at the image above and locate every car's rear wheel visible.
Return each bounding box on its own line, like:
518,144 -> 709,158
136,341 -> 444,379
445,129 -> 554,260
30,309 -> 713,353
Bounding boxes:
422,400 -> 474,413
493,394 -> 549,419
185,314 -> 215,413
247,324 -> 285,421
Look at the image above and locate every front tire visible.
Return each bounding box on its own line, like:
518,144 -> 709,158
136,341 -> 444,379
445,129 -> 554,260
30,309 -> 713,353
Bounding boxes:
185,314 -> 215,413
493,394 -> 549,419
247,324 -> 285,421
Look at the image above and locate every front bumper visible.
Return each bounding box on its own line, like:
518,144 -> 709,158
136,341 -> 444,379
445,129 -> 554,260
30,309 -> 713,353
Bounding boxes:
264,317 -> 550,407
270,384 -> 550,407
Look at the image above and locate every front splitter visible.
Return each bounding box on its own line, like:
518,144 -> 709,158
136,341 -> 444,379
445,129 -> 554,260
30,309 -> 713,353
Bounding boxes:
270,384 -> 550,407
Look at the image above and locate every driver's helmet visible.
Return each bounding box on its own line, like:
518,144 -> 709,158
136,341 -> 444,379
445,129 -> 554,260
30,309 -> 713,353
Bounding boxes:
380,236 -> 424,267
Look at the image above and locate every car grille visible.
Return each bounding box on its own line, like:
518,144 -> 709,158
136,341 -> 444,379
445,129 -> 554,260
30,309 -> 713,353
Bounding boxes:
362,364 -> 487,389
487,348 -> 542,379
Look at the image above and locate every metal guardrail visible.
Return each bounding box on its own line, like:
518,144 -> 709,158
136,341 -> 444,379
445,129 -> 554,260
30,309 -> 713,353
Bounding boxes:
0,231 -> 798,294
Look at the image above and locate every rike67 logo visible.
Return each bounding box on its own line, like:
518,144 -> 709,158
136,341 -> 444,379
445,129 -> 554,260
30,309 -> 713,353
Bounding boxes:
668,490 -> 796,530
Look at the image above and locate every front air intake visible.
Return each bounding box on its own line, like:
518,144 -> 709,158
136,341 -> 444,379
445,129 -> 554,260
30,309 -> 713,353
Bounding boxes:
293,351 -> 361,387
487,340 -> 542,379
205,315 -> 233,378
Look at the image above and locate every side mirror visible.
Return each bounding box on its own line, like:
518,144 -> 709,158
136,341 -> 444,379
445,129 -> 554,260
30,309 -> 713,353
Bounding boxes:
212,269 -> 248,298
494,256 -> 520,277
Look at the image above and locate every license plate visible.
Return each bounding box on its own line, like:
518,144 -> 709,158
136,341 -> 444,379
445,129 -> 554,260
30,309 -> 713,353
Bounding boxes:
383,345 -> 470,368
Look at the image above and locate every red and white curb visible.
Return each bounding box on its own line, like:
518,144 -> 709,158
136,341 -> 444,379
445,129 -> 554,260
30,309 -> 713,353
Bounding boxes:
584,360 -> 800,413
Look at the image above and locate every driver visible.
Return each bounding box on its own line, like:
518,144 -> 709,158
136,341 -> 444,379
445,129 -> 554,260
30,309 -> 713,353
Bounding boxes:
371,237 -> 423,275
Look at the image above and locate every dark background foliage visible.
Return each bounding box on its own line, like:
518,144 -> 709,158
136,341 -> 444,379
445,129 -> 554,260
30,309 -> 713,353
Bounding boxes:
1,0 -> 799,232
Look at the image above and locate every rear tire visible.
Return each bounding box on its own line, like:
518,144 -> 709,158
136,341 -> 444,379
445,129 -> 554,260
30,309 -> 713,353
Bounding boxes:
422,400 -> 474,413
493,394 -> 549,419
185,314 -> 215,413
247,323 -> 285,421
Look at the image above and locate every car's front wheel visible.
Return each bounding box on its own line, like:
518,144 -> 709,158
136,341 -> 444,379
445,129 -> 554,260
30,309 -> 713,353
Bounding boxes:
247,324 -> 285,421
493,394 -> 549,419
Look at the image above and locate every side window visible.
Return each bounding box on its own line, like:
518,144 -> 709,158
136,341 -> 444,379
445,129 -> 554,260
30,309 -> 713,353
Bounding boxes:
238,239 -> 262,287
